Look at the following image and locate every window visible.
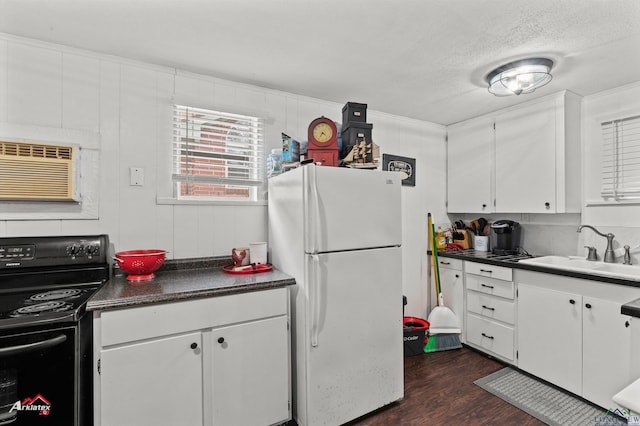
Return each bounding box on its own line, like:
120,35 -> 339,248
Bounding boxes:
601,114 -> 640,200
172,105 -> 264,201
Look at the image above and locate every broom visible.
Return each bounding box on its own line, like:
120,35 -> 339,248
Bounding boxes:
425,213 -> 462,352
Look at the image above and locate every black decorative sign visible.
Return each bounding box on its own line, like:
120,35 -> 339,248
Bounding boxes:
382,154 -> 415,186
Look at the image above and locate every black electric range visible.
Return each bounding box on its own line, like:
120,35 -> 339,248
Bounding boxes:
0,235 -> 110,426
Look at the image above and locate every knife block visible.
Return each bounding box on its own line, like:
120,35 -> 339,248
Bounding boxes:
452,230 -> 471,249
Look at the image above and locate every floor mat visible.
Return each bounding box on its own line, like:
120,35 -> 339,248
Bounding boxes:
474,367 -> 626,426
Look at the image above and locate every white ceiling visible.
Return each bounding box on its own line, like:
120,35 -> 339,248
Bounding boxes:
1,0 -> 640,125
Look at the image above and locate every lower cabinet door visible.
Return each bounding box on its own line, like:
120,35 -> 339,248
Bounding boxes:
210,316 -> 289,426
100,332 -> 204,426
517,284 -> 582,395
583,297 -> 632,409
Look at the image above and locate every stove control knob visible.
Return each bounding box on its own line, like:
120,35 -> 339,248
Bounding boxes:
86,245 -> 100,256
67,244 -> 80,257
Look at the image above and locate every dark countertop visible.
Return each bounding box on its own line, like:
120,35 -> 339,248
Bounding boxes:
87,257 -> 296,312
622,297 -> 640,318
435,249 -> 640,318
436,249 -> 640,288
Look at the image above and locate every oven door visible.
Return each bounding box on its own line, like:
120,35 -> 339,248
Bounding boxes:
0,326 -> 77,425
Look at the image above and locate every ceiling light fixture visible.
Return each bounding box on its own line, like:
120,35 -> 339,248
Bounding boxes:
486,58 -> 553,96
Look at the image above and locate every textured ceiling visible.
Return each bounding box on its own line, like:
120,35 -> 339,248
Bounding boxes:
1,0 -> 640,125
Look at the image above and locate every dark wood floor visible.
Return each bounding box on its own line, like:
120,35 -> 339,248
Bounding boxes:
346,346 -> 546,426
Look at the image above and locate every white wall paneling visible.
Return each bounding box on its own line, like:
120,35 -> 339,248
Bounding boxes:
0,39 -> 7,122
7,42 -> 62,127
0,34 -> 446,318
62,53 -> 100,132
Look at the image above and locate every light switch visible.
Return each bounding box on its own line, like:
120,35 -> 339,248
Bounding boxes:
130,167 -> 144,186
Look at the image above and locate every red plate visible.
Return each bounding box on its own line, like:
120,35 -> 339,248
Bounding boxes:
223,263 -> 273,274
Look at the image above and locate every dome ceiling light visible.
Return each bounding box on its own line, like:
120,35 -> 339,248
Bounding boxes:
486,58 -> 554,96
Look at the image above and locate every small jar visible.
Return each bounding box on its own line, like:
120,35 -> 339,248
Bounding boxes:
267,149 -> 282,178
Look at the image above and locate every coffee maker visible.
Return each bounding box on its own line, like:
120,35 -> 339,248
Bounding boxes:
490,220 -> 521,255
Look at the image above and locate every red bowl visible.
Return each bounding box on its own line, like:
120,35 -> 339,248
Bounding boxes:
114,250 -> 166,281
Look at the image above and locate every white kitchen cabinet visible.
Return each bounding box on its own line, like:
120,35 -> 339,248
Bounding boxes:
210,316 -> 289,426
516,270 -> 638,410
434,257 -> 465,342
494,100 -> 556,212
632,317 -> 640,379
446,90 -> 581,213
582,297 -> 632,409
93,287 -> 290,426
517,284 -> 582,395
447,117 -> 494,213
100,332 -> 204,426
494,92 -> 581,213
464,261 -> 515,362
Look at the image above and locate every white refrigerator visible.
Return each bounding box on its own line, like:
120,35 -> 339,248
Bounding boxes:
268,164 -> 404,426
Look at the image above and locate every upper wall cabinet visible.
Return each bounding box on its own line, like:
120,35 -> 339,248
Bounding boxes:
447,117 -> 494,213
447,91 -> 581,214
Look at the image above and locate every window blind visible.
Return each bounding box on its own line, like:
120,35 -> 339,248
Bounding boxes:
172,105 -> 264,200
601,114 -> 640,200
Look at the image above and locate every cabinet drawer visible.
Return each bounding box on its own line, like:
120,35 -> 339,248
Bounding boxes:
466,313 -> 514,361
466,274 -> 514,299
98,287 -> 288,347
465,262 -> 512,281
436,257 -> 463,270
467,290 -> 515,324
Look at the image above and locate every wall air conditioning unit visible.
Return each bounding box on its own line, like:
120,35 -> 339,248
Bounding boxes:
0,141 -> 78,201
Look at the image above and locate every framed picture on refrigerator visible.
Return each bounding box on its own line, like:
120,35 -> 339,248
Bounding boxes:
382,154 -> 415,186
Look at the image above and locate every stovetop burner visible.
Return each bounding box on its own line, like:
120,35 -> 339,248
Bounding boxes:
444,248 -> 536,263
28,288 -> 84,303
10,300 -> 74,317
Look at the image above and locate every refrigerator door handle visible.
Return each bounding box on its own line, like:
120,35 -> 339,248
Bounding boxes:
311,254 -> 321,347
308,165 -> 321,254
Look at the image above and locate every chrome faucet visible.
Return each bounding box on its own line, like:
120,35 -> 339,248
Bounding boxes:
577,225 -> 616,263
624,245 -> 632,265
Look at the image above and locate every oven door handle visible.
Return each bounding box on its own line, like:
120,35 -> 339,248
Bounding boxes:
0,334 -> 67,357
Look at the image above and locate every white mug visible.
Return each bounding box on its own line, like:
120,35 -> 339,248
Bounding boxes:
249,242 -> 268,264
474,236 -> 489,252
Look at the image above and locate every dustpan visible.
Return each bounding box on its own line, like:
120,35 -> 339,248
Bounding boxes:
428,293 -> 461,334
428,218 -> 461,335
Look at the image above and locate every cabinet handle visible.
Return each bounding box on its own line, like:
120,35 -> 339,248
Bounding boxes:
545,202 -> 551,209
440,261 -> 451,265
480,283 -> 494,289
217,337 -> 225,344
585,303 -> 592,309
479,269 -> 493,273
190,342 -> 198,350
481,333 -> 494,340
455,274 -> 460,278
482,305 -> 495,311
482,204 -> 487,208
626,321 -> 630,328
569,299 -> 575,304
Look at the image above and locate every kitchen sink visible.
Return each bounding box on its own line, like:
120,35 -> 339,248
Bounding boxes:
519,256 -> 640,281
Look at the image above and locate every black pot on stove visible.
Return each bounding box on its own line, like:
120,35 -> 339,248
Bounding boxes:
491,220 -> 521,255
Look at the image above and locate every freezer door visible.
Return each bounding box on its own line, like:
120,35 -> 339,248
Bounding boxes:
304,165 -> 402,253
303,247 -> 403,425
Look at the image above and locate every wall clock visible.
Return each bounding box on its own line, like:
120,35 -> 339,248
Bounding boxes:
308,117 -> 338,150
307,116 -> 339,166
